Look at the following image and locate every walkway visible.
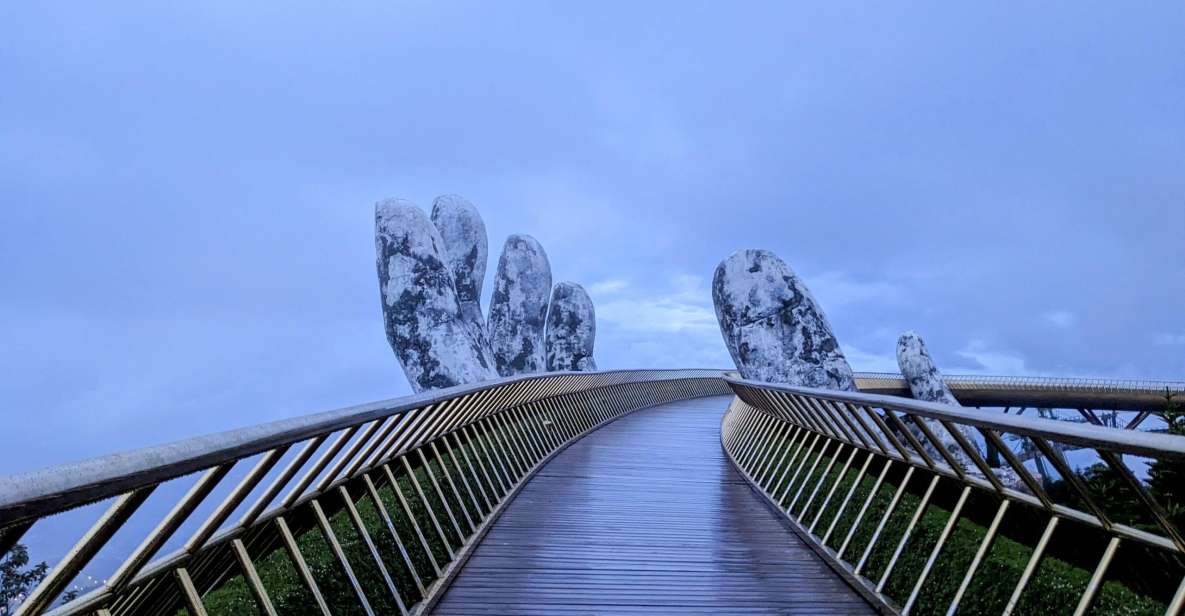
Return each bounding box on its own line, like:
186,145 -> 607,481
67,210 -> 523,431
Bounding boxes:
432,396 -> 876,615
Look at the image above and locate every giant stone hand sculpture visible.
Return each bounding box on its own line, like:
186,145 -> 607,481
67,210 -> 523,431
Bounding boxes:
712,249 -> 857,390
897,331 -> 961,406
545,282 -> 597,371
375,199 -> 497,392
430,195 -> 497,369
897,330 -> 1021,487
487,234 -> 553,376
376,195 -> 596,390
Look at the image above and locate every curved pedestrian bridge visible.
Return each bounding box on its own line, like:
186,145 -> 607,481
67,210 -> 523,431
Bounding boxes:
3,370 -> 1185,616
433,396 -> 874,615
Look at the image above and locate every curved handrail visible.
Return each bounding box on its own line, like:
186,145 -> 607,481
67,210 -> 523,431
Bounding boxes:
0,368 -> 728,616
853,371 -> 1185,411
722,375 -> 1185,615
7,367 -> 1185,615
730,376 -> 1185,460
0,369 -> 722,526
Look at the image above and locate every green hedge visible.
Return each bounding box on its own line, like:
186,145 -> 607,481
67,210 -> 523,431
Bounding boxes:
193,428 -> 506,616
760,439 -> 1167,616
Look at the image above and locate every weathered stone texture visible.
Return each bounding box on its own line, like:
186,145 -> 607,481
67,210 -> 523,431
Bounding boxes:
487,234 -> 553,376
712,249 -> 856,391
375,199 -> 497,392
430,194 -> 496,368
545,282 -> 597,371
897,331 -> 960,406
897,330 -> 1021,487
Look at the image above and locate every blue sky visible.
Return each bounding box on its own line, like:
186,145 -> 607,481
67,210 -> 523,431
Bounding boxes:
2,1 -> 1183,474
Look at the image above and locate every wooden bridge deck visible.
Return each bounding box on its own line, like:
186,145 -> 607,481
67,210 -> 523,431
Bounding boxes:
431,396 -> 876,615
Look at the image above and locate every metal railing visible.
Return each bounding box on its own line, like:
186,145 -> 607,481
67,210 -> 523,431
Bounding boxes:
0,369 -> 729,616
721,376 -> 1185,616
854,372 -> 1185,416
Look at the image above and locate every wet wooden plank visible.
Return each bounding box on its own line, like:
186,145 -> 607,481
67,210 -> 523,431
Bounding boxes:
432,396 -> 876,615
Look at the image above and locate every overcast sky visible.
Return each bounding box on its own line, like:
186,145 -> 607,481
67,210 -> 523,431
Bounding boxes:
2,1 -> 1183,474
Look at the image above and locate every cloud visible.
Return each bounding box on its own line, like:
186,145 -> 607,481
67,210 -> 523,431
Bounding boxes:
598,296 -> 717,333
587,279 -> 629,296
843,346 -> 900,373
1043,310 -> 1076,329
592,272 -> 730,370
807,271 -> 909,309
596,273 -> 719,331
1154,332 -> 1185,346
954,339 -> 1032,375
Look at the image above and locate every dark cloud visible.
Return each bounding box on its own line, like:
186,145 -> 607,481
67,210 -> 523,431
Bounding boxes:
2,1 -> 1183,473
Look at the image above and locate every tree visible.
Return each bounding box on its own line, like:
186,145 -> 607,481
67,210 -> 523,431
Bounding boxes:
1,543 -> 48,613
1148,390 -> 1185,527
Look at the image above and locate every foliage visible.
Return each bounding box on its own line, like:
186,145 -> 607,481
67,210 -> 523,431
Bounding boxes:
0,543 -> 48,613
1149,390 -> 1185,525
190,401 -> 1185,616
192,430 -> 496,616
758,434 -> 1169,616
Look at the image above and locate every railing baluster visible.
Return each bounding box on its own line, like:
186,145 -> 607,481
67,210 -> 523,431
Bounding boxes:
903,485 -> 971,614
746,415 -> 782,475
855,466 -> 915,575
1072,536 -> 1120,616
946,499 -> 1009,616
821,451 -> 873,545
240,439 -> 319,528
316,419 -> 385,493
339,485 -> 409,615
508,407 -> 545,463
877,474 -> 941,591
230,538 -> 278,616
0,520 -> 32,561
1166,574 -> 1185,616
778,433 -> 822,505
766,425 -> 809,496
491,413 -> 530,477
311,499 -> 376,616
282,426 -> 361,508
188,447 -> 287,553
362,473 -> 426,595
1097,450 -> 1185,551
1003,516 -> 1059,615
807,445 -> 858,531
382,463 -> 442,575
788,440 -> 834,516
173,567 -> 209,616
980,428 -> 1055,508
399,456 -> 456,558
418,447 -> 470,537
109,463 -> 235,591
754,422 -> 791,483
459,426 -> 505,501
760,425 -> 802,491
17,488 -> 155,616
468,422 -> 512,495
433,441 -> 482,526
274,515 -> 332,616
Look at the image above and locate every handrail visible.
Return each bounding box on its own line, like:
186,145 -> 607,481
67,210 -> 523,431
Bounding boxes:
739,378 -> 1185,460
0,369 -> 729,616
0,369 -> 723,527
722,375 -> 1185,615
853,371 -> 1185,411
6,368 -> 1184,615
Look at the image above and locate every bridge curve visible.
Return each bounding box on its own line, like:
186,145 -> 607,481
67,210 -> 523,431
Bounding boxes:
5,370 -> 1185,615
432,396 -> 875,615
